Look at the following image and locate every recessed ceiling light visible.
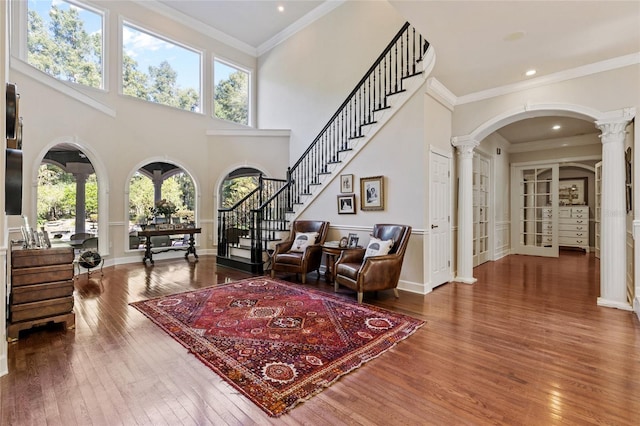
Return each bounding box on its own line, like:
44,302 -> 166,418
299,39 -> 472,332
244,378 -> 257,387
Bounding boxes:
552,125 -> 561,130
278,5 -> 284,12
525,69 -> 536,77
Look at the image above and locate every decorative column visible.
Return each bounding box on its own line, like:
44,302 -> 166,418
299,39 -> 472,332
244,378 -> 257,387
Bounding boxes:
596,114 -> 632,309
452,136 -> 479,284
153,169 -> 163,203
66,162 -> 95,235
74,172 -> 88,235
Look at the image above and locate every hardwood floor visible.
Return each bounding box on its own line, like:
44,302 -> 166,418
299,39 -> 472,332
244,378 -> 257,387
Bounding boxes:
1,252 -> 638,425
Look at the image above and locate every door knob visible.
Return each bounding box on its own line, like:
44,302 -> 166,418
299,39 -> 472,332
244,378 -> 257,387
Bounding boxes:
431,224 -> 438,229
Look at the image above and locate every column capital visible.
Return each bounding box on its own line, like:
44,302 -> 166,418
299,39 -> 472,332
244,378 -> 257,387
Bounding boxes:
596,108 -> 635,144
451,136 -> 479,158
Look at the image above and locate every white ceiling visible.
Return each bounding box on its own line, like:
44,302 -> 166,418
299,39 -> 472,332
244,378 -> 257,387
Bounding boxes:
152,0 -> 640,145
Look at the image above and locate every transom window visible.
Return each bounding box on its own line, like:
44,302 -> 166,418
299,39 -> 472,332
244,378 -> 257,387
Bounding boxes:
27,0 -> 104,89
122,22 -> 201,112
214,59 -> 249,125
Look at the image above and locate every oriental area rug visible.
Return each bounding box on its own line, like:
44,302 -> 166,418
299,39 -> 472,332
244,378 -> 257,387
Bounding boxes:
130,277 -> 424,417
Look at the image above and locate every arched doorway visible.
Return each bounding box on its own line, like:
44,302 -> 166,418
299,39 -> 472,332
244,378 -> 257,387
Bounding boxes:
38,143 -> 98,241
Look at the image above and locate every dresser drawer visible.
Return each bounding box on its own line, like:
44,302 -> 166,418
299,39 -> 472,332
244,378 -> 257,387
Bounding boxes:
559,237 -> 588,246
559,230 -> 588,238
11,247 -> 74,268
11,280 -> 74,304
11,264 -> 74,287
10,296 -> 74,323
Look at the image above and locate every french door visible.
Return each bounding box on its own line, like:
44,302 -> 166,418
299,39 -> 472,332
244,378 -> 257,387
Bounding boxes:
473,153 -> 490,266
511,164 -> 559,257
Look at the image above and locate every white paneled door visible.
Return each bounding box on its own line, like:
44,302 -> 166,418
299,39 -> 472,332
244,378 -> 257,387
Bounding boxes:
429,149 -> 451,287
511,164 -> 559,257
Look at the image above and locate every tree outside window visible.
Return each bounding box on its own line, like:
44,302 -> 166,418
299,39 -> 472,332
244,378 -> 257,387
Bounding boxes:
122,23 -> 201,112
27,0 -> 103,89
214,59 -> 249,125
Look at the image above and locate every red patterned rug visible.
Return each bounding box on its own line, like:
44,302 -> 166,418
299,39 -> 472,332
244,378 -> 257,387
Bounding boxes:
130,277 -> 424,417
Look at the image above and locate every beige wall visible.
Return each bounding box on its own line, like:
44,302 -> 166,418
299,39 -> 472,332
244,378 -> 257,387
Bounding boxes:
8,1 -> 289,264
257,1 -> 405,160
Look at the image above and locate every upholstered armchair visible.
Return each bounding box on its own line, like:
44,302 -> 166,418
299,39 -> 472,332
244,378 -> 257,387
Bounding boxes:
334,224 -> 412,303
270,220 -> 330,284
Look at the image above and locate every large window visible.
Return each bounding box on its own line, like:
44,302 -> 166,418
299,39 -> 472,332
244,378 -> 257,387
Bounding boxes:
214,59 -> 249,125
27,0 -> 104,89
122,23 -> 201,112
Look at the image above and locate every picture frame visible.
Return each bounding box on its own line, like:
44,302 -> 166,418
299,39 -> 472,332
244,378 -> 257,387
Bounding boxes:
559,177 -> 587,205
347,233 -> 359,248
360,175 -> 384,211
339,236 -> 348,248
340,174 -> 354,193
337,194 -> 356,214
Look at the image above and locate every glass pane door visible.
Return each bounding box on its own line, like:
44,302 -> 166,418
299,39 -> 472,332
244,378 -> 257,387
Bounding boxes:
511,164 -> 559,257
473,154 -> 490,267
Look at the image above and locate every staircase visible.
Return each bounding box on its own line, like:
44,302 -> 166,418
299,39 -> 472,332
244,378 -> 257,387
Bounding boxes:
217,22 -> 433,273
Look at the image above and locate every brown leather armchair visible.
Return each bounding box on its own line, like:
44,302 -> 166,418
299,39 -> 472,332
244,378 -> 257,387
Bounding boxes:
334,224 -> 412,303
270,220 -> 330,284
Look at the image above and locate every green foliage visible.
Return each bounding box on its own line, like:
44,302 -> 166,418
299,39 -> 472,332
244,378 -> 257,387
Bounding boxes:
27,2 -> 200,111
221,176 -> 259,208
215,71 -> 249,125
37,164 -> 98,225
27,4 -> 102,88
128,171 -> 195,223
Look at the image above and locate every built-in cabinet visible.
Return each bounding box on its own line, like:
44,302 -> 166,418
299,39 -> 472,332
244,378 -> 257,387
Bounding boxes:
8,246 -> 76,341
558,206 -> 589,251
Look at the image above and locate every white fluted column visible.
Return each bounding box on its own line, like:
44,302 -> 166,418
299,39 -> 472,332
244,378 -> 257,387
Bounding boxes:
596,117 -> 631,309
452,136 -> 479,284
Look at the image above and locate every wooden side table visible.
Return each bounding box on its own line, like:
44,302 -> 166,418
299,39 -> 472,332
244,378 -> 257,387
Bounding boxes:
322,243 -> 362,283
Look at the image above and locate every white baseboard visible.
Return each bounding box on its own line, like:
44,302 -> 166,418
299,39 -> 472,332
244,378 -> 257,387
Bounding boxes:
597,297 -> 633,311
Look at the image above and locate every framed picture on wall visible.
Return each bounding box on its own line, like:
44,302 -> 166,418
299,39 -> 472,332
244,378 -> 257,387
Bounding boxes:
340,174 -> 354,193
337,194 -> 356,214
360,176 -> 384,211
559,177 -> 587,205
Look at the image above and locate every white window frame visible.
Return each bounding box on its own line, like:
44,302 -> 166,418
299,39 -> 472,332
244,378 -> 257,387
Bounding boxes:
120,18 -> 203,113
18,0 -> 108,91
213,56 -> 252,126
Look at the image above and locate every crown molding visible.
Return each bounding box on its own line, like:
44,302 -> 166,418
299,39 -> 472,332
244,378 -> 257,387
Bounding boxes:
426,76 -> 455,111
257,0 -> 346,56
456,52 -> 640,105
132,0 -> 258,57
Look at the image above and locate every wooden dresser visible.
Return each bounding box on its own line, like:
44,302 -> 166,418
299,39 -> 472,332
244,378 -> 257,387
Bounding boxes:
558,206 -> 590,252
8,246 -> 76,341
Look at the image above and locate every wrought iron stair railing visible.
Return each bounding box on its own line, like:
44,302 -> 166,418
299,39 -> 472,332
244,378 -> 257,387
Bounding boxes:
217,175 -> 287,262
217,22 -> 429,272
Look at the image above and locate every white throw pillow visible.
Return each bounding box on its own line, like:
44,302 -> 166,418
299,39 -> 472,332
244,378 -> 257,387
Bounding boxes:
364,237 -> 394,258
290,232 -> 319,252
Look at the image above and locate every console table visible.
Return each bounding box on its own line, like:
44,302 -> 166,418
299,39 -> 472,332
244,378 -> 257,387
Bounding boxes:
138,227 -> 201,265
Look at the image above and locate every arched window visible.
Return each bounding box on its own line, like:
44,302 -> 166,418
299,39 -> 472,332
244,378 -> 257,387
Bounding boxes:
38,144 -> 98,241
129,162 -> 195,233
220,167 -> 261,208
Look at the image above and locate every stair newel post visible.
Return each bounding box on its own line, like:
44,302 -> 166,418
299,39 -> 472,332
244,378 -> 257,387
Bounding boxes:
218,211 -> 226,256
286,167 -> 293,209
